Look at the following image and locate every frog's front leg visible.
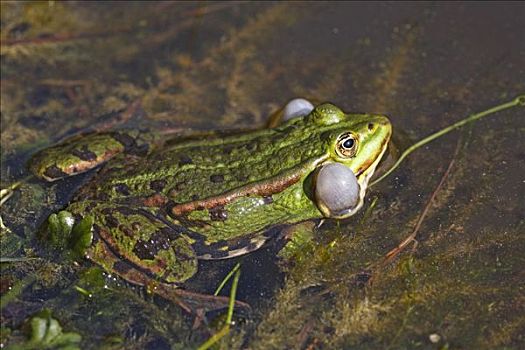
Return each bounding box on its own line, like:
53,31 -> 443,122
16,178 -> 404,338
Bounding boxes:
30,131 -> 152,181
278,221 -> 318,260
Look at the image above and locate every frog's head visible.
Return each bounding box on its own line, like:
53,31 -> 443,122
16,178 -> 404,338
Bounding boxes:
308,103 -> 392,219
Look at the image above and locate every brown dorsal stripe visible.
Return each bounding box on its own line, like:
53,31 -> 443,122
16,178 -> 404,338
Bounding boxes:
170,155 -> 327,216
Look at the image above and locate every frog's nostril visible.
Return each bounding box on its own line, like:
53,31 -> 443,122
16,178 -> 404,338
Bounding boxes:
381,118 -> 391,126
367,123 -> 375,131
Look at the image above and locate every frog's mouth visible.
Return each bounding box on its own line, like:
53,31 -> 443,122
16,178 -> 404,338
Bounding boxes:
351,145 -> 389,215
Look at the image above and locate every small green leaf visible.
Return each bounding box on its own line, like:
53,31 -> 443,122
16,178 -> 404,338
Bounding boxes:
6,309 -> 82,350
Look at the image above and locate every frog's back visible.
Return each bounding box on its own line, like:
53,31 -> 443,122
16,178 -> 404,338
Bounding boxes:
47,103 -> 392,260
80,120 -> 328,206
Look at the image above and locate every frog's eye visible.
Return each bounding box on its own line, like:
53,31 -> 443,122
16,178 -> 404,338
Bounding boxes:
335,132 -> 358,158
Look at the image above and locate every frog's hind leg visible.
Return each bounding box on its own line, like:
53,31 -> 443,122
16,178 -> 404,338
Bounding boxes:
30,131 -> 151,181
89,239 -> 250,314
86,235 -> 192,314
78,203 -> 198,284
82,202 -> 250,313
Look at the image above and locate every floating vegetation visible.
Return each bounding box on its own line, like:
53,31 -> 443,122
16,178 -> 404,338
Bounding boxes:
3,309 -> 81,350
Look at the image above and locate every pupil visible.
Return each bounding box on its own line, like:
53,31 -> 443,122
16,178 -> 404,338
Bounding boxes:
343,138 -> 354,149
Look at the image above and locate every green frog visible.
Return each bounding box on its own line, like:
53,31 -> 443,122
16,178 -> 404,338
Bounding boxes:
32,101 -> 392,309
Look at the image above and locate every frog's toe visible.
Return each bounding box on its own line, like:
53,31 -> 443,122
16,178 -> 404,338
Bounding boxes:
46,210 -> 75,249
69,215 -> 94,257
45,210 -> 94,256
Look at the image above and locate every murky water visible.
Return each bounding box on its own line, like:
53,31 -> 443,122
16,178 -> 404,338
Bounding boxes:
1,2 -> 524,349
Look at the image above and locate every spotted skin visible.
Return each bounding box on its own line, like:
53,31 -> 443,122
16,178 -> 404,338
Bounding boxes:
71,201 -> 198,283
34,103 -> 392,287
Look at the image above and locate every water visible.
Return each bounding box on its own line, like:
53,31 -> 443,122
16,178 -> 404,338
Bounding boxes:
1,2 -> 524,349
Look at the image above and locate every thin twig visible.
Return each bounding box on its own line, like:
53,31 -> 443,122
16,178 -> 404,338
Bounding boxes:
214,262 -> 241,296
373,139 -> 461,270
197,268 -> 241,350
371,95 -> 524,187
